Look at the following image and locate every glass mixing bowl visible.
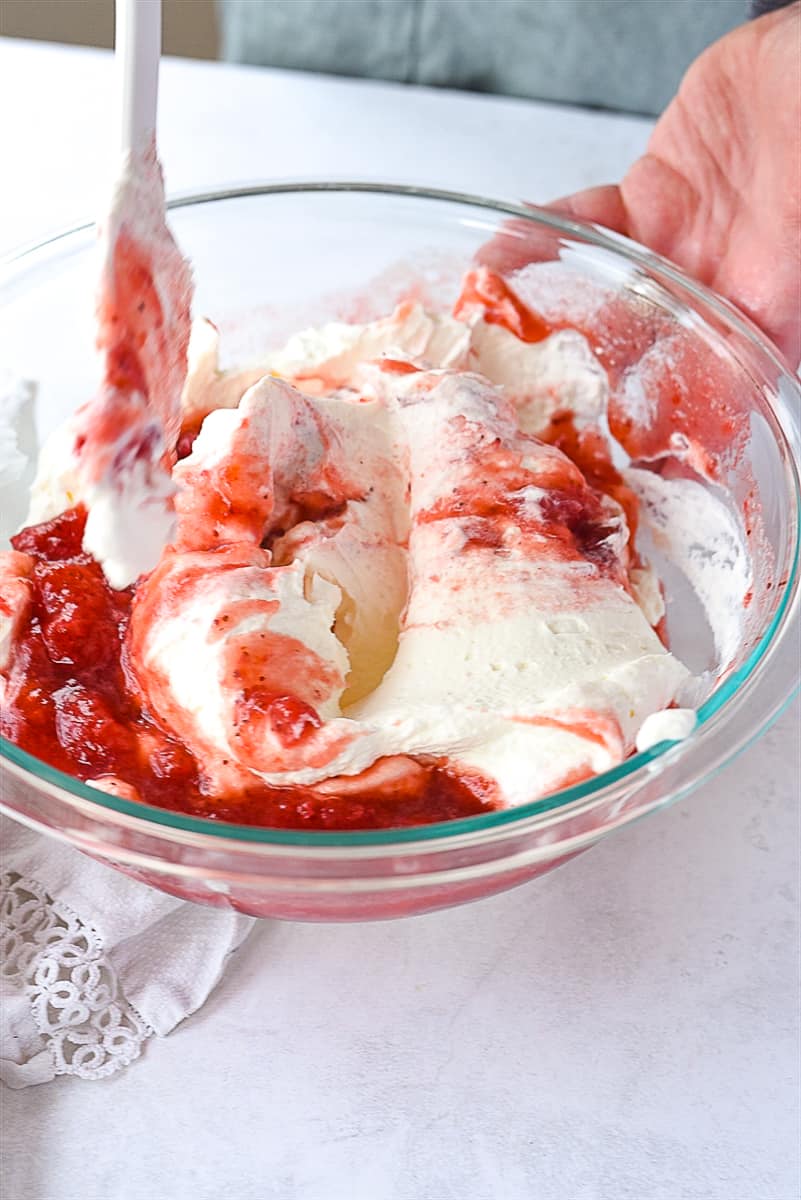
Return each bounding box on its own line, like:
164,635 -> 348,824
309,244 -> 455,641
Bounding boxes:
1,184 -> 799,921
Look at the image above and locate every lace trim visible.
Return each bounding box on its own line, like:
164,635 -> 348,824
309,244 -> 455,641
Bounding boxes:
0,871 -> 153,1080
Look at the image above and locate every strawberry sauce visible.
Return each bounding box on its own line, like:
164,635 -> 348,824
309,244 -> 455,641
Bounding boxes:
2,267 -> 714,832
454,268 -> 552,343
1,507 -> 493,829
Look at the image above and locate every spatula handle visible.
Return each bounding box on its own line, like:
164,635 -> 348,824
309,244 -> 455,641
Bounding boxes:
116,0 -> 161,154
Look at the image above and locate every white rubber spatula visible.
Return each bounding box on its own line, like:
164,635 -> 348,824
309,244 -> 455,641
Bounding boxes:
116,0 -> 161,157
71,0 -> 193,590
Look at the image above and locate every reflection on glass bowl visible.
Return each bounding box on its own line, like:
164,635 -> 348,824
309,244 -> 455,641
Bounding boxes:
1,184 -> 799,922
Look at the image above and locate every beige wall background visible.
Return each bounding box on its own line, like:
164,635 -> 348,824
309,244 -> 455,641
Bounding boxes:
0,0 -> 219,60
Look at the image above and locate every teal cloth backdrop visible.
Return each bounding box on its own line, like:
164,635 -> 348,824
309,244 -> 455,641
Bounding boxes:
217,0 -> 748,116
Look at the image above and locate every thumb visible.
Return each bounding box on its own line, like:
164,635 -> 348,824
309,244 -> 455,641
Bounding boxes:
546,185 -> 630,237
475,185 -> 629,274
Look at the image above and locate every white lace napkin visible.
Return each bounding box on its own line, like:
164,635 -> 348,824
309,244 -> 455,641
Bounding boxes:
0,370 -> 256,1088
0,815 -> 254,1088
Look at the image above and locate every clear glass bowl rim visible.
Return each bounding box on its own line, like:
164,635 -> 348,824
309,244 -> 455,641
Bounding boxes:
1,180 -> 799,850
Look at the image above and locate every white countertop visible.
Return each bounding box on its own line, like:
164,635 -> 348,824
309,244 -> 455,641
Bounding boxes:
1,39 -> 799,1200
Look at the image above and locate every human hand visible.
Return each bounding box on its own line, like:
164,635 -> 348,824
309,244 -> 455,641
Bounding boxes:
550,5 -> 801,364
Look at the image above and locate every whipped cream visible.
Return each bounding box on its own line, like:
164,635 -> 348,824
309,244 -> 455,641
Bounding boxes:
263,301 -> 469,388
0,372 -> 37,546
635,707 -> 697,753
130,349 -> 690,806
468,323 -> 610,436
625,467 -> 752,671
4,265 -> 757,816
0,552 -> 33,676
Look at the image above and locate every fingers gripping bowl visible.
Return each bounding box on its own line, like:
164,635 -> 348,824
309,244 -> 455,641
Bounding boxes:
1,185 -> 799,921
